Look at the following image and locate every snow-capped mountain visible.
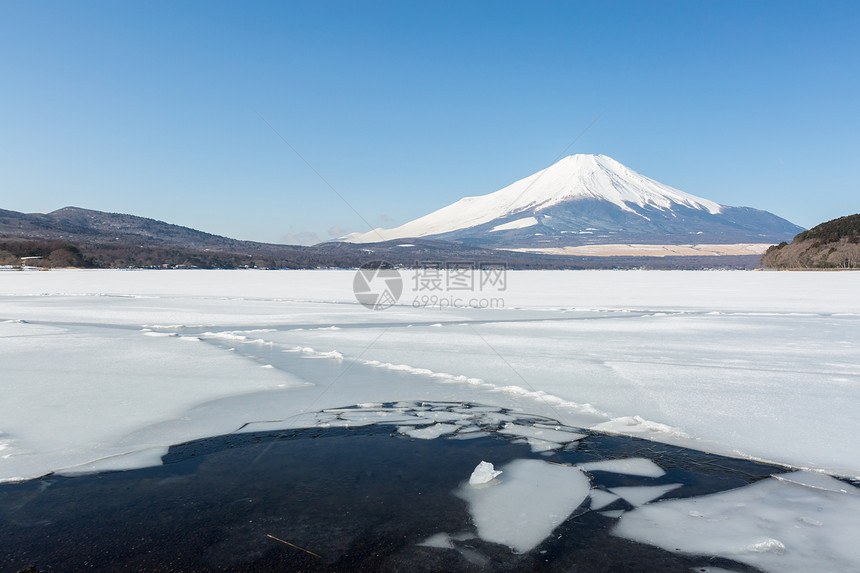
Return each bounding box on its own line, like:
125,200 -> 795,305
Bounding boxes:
341,154 -> 803,248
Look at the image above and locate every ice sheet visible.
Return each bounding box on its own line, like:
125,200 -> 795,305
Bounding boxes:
4,269 -> 860,314
0,321 -> 307,482
241,302 -> 859,477
2,269 -> 859,484
613,471 -> 860,573
455,459 -> 591,553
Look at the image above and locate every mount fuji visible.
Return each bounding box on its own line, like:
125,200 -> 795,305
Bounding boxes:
341,155 -> 803,249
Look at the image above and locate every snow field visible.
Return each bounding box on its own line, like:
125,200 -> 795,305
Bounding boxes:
2,269 -> 859,480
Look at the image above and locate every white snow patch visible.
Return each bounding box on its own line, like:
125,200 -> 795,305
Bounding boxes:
490,217 -> 539,232
286,346 -> 344,360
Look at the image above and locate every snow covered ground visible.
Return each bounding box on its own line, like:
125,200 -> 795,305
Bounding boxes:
1,269 -> 859,570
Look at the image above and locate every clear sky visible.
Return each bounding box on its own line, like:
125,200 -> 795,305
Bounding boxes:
2,1 -> 858,244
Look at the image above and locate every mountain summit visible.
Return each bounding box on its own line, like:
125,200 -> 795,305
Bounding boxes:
342,154 -> 803,248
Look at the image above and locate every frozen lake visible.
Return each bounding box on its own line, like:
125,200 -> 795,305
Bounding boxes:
0,402 -> 805,572
1,269 -> 859,571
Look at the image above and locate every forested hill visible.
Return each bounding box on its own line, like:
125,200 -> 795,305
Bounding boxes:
762,214 -> 860,269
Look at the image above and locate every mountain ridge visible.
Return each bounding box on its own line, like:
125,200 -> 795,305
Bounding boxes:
0,205 -> 763,270
1,206 -> 266,251
342,154 -> 803,247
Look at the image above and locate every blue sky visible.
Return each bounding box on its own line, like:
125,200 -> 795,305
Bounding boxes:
2,1 -> 858,244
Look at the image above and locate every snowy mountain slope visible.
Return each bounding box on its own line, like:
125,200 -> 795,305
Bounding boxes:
341,155 -> 803,247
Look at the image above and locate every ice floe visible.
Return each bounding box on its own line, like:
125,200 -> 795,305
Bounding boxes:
399,423 -> 459,440
600,509 -> 626,519
469,461 -> 502,486
608,483 -> 682,507
577,457 -> 666,478
456,459 -> 591,553
589,489 -> 621,510
417,532 -> 455,549
498,422 -> 587,444
613,471 -> 860,573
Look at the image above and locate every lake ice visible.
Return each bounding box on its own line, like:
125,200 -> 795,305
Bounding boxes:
1,269 -> 859,571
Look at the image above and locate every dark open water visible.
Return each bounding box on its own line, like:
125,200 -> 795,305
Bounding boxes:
0,403 -> 787,573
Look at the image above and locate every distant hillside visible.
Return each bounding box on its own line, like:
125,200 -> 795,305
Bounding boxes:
761,214 -> 860,269
0,206 -> 763,270
0,206 -> 292,253
0,206 -> 314,268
